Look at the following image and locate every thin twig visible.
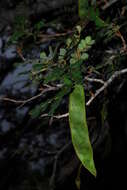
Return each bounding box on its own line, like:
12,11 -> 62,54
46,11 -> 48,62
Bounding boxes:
116,30 -> 127,53
86,68 -> 127,106
53,113 -> 69,119
102,0 -> 119,10
0,86 -> 60,107
36,30 -> 73,44
85,76 -> 105,84
41,113 -> 69,119
37,30 -> 73,38
41,68 -> 127,119
1,69 -> 127,119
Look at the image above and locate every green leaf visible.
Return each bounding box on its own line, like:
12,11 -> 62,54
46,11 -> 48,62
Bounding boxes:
66,38 -> 72,47
71,53 -> 76,58
34,20 -> 45,31
63,75 -> 72,87
89,7 -> 106,28
78,43 -> 84,51
30,105 -> 42,119
44,67 -> 64,84
85,36 -> 92,44
30,100 -> 52,118
70,61 -> 83,83
70,58 -> 76,64
69,84 -> 96,176
78,0 -> 89,19
81,39 -> 86,48
40,52 -> 47,59
81,53 -> 89,60
78,36 -> 95,52
49,87 -> 71,115
76,25 -> 82,34
32,63 -> 44,71
59,48 -> 67,60
59,48 -> 67,56
78,0 -> 106,28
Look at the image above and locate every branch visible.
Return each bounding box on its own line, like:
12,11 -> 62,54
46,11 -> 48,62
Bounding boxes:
101,0 -> 120,10
41,113 -> 69,119
0,85 -> 60,107
41,68 -> 127,119
86,68 -> 127,106
1,69 -> 127,119
85,76 -> 105,84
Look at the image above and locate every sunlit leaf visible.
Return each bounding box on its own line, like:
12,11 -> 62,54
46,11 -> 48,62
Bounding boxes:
76,25 -> 82,34
59,48 -> 67,56
66,38 -> 72,47
70,58 -> 76,64
40,52 -> 47,59
69,84 -> 96,176
81,53 -> 89,60
85,36 -> 92,44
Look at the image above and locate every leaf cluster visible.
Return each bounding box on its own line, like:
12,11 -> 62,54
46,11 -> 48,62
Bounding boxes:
30,25 -> 95,118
